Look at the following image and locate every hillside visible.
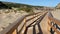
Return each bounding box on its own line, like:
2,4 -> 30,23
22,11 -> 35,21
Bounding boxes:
0,1 -> 44,9
56,3 -> 60,9
0,1 -> 45,13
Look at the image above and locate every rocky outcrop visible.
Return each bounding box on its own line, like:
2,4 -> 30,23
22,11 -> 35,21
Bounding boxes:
56,3 -> 60,9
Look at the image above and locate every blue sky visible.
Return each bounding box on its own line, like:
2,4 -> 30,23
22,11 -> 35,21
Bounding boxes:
0,0 -> 60,7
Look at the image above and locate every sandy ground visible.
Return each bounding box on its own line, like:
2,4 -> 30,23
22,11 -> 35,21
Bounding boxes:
0,10 -> 28,32
0,9 -> 60,34
51,9 -> 60,20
